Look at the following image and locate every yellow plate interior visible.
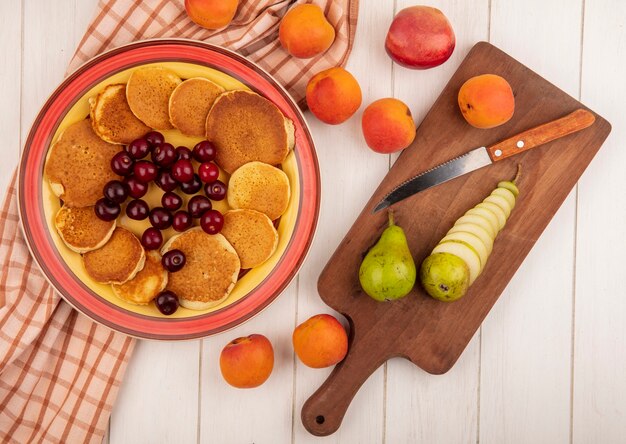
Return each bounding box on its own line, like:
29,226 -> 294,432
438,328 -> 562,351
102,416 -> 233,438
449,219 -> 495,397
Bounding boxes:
42,62 -> 300,319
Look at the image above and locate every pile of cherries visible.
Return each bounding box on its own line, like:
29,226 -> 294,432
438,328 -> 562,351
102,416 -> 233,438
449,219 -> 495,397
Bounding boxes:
95,131 -> 227,252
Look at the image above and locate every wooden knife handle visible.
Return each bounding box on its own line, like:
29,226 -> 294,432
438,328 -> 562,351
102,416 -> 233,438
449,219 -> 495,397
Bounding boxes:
301,325 -> 389,436
487,109 -> 596,161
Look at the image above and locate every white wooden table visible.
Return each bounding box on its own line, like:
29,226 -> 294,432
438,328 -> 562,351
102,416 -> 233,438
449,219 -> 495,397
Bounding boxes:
2,1 -> 625,442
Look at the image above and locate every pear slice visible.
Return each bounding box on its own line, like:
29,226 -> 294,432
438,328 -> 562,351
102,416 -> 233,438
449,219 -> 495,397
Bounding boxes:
440,232 -> 489,267
475,202 -> 507,231
432,241 -> 481,285
491,187 -> 516,210
447,223 -> 494,255
498,181 -> 519,197
483,194 -> 512,218
454,214 -> 497,239
465,207 -> 500,235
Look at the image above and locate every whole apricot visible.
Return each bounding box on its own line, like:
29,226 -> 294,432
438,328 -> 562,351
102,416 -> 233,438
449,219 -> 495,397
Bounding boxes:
279,4 -> 336,59
293,314 -> 348,368
185,0 -> 239,30
306,67 -> 362,125
219,334 -> 274,388
458,74 -> 515,129
361,98 -> 416,153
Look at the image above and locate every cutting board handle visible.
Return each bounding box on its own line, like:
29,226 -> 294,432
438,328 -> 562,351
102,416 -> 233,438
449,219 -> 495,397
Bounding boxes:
301,327 -> 388,436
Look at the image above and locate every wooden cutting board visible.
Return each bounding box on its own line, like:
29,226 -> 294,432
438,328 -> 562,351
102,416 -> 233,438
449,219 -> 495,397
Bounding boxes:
301,42 -> 611,436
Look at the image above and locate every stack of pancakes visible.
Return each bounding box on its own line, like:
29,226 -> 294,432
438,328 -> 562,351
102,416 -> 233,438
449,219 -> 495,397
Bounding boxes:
44,65 -> 296,312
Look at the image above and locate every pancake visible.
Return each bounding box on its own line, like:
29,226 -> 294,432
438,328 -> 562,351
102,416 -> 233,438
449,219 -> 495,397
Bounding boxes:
206,90 -> 295,174
89,83 -> 151,144
168,78 -> 224,137
111,250 -> 168,305
55,205 -> 116,254
221,209 -> 278,269
44,119 -> 122,208
126,67 -> 182,130
161,228 -> 240,310
83,227 -> 146,285
227,161 -> 291,220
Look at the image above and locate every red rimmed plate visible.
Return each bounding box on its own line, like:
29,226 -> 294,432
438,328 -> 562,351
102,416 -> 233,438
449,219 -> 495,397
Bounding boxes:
18,39 -> 319,340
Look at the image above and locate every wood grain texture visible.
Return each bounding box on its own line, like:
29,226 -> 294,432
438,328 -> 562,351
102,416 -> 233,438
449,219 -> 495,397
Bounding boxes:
574,0 -> 626,442
199,282 -> 297,444
302,42 -> 610,436
384,1 -> 489,443
479,1 -> 584,443
293,1 -> 394,442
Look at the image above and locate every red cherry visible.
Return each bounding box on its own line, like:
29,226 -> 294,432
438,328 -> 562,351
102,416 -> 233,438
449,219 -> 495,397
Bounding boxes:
155,170 -> 178,192
145,131 -> 165,147
141,227 -> 163,250
162,250 -> 186,272
204,180 -> 227,201
103,180 -> 128,204
94,198 -> 120,221
171,159 -> 194,183
124,176 -> 148,199
152,142 -> 178,167
172,211 -> 193,232
200,210 -> 224,235
127,138 -> 151,159
126,199 -> 149,220
175,146 -> 192,160
133,161 -> 158,183
180,174 -> 202,195
149,207 -> 173,230
192,141 -> 217,162
161,192 -> 183,211
155,290 -> 179,315
188,195 -> 212,218
111,151 -> 134,176
198,162 -> 220,183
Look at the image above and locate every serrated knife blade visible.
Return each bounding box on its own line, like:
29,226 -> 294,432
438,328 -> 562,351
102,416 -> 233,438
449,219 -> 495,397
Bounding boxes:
373,109 -> 596,213
373,147 -> 491,213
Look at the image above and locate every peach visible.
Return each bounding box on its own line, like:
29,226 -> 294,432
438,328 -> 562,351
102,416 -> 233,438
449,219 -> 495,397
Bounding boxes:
293,314 -> 348,368
306,67 -> 362,125
385,6 -> 455,69
219,334 -> 274,388
361,98 -> 416,153
458,74 -> 515,129
279,4 -> 335,59
185,0 -> 239,30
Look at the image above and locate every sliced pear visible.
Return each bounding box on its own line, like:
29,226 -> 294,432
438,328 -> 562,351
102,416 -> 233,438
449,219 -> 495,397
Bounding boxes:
491,187 -> 516,210
483,194 -> 512,218
432,241 -> 481,285
454,214 -> 497,239
447,223 -> 494,255
465,207 -> 500,235
498,181 -> 519,197
440,232 -> 489,267
476,202 -> 507,232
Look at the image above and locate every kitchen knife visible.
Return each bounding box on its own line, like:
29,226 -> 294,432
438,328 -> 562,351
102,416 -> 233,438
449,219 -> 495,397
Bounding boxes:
374,109 -> 596,213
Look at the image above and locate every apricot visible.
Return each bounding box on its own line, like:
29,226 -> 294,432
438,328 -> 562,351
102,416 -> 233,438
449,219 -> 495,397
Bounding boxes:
361,98 -> 416,153
219,334 -> 274,388
279,4 -> 336,59
293,314 -> 348,368
458,74 -> 515,129
185,0 -> 239,30
306,67 -> 362,125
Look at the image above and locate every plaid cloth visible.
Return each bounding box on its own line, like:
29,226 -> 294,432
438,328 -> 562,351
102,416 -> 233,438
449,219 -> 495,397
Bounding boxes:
0,0 -> 358,442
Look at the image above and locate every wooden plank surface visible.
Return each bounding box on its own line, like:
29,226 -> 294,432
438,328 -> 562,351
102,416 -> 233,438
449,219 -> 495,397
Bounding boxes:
479,1 -> 583,443
2,1 -> 624,443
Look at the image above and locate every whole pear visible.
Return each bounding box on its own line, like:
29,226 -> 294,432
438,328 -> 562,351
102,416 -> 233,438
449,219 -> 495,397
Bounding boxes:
359,211 -> 416,301
420,252 -> 470,302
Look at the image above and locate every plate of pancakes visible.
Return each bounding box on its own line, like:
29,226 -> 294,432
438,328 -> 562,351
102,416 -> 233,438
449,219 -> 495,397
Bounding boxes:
18,39 -> 319,340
